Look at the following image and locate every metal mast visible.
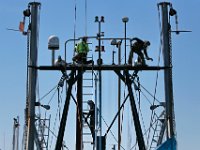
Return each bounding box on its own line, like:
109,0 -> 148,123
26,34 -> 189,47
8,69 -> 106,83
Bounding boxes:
12,117 -> 20,150
26,2 -> 41,150
76,70 -> 83,150
159,2 -> 175,138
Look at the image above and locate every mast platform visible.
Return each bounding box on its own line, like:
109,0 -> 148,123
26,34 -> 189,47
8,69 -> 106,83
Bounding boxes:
34,64 -> 169,71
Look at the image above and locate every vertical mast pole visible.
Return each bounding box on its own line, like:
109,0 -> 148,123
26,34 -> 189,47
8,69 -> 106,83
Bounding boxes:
98,21 -> 102,150
118,42 -> 121,150
26,2 -> 41,150
76,70 -> 83,150
160,2 -> 175,138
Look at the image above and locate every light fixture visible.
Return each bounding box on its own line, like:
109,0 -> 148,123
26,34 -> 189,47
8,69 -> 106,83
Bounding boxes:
35,102 -> 50,110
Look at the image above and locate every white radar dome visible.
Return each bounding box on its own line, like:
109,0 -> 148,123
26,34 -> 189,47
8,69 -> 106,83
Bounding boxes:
48,35 -> 59,50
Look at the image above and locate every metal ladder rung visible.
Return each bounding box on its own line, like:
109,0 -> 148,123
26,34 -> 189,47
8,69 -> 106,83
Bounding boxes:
83,123 -> 90,127
83,132 -> 92,135
83,109 -> 89,112
83,85 -> 93,88
83,78 -> 93,80
83,141 -> 93,144
83,93 -> 93,96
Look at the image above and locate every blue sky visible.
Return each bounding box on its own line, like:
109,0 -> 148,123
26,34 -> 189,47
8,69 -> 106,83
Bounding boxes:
0,0 -> 200,150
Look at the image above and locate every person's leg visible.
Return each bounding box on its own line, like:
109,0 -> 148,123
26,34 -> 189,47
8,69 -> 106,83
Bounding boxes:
128,49 -> 134,65
138,51 -> 146,65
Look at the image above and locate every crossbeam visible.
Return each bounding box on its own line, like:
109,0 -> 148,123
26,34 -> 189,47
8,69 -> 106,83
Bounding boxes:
33,64 -> 168,71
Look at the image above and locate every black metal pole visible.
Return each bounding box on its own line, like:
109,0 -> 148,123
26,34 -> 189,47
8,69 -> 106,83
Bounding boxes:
125,71 -> 146,150
26,2 -> 41,150
115,70 -> 146,150
118,42 -> 121,150
55,71 -> 76,150
124,22 -> 127,64
76,70 -> 83,150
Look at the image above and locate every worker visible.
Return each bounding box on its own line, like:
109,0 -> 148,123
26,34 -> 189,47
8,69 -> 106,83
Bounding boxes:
85,100 -> 95,142
128,37 -> 153,66
73,37 -> 93,64
54,55 -> 67,67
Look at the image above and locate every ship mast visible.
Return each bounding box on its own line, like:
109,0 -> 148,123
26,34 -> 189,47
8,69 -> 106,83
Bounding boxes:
26,2 -> 41,150
159,2 -> 176,139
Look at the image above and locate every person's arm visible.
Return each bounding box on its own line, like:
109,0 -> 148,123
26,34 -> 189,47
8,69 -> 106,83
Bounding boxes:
85,42 -> 89,53
144,48 -> 153,61
131,37 -> 143,43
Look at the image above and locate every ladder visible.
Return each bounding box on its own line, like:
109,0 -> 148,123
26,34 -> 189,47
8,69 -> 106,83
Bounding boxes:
35,115 -> 51,149
149,112 -> 166,150
82,56 -> 95,149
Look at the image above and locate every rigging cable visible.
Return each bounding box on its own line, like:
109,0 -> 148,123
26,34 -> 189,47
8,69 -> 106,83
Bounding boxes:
48,103 -> 60,150
101,115 -> 126,150
147,5 -> 163,148
139,83 -> 160,103
73,0 -> 77,57
57,87 -> 61,121
133,78 -> 148,143
47,88 -> 58,105
129,111 -> 163,150
120,79 -> 127,147
38,85 -> 57,102
85,0 -> 88,35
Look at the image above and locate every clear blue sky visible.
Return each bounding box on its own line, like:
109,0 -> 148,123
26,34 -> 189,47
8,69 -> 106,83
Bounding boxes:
0,0 -> 200,150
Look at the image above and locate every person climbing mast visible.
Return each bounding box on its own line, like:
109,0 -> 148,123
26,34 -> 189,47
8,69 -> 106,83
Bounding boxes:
128,37 -> 153,66
85,100 -> 95,142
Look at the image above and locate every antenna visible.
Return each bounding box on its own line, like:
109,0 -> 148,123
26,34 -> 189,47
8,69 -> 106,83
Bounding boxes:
171,30 -> 192,35
6,28 -> 20,32
169,4 -> 192,35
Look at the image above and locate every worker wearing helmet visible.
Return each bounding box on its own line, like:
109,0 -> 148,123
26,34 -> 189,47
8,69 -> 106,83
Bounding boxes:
73,37 -> 92,64
128,37 -> 153,66
85,100 -> 95,142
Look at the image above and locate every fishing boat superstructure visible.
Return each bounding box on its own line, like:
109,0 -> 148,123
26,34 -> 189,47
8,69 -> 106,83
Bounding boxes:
20,2 -> 178,150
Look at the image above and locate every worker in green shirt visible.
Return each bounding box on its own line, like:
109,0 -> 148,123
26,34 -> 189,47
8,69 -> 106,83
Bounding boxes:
73,37 -> 92,64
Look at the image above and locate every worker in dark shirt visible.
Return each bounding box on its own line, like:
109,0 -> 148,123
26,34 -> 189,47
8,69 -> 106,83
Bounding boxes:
128,37 -> 153,66
85,100 -> 95,141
